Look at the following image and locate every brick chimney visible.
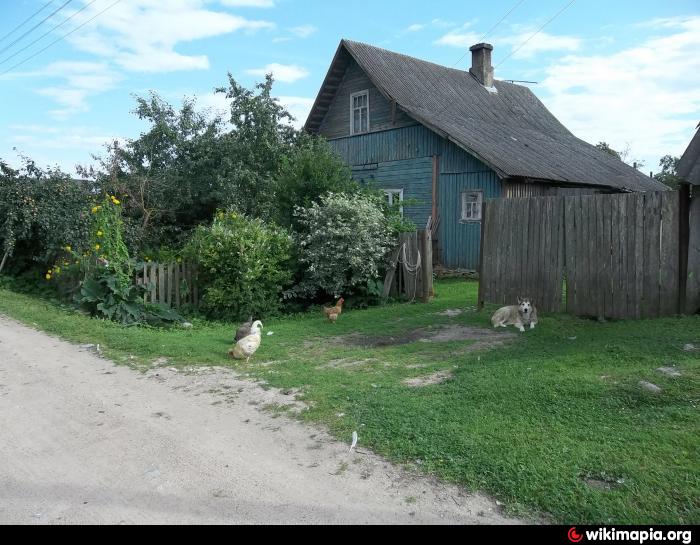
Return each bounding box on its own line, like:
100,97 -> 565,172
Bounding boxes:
470,43 -> 494,88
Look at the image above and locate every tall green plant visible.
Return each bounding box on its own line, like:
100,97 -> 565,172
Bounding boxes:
187,210 -> 293,320
289,192 -> 394,300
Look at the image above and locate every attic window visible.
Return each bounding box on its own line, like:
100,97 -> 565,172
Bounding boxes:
461,191 -> 483,222
350,90 -> 369,134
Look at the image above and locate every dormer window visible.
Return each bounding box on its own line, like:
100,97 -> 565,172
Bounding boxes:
350,90 -> 369,134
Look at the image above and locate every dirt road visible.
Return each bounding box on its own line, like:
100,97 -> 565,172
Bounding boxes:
0,315 -> 523,525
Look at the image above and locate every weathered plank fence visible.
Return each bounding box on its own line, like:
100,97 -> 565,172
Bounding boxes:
479,191 -> 694,319
383,229 -> 433,302
135,261 -> 199,309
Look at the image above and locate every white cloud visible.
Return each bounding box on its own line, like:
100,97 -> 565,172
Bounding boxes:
290,24 -> 317,38
220,0 -> 275,7
64,0 -> 275,73
498,31 -> 582,60
538,15 -> 700,170
406,24 -> 425,32
29,61 -> 122,119
277,96 -> 314,128
434,31 -> 481,48
246,63 -> 309,83
5,124 -> 121,173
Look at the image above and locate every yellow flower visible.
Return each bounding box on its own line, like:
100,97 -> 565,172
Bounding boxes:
55,267 -> 61,274
96,230 -> 104,237
65,245 -> 72,252
45,274 -> 51,280
95,244 -> 101,251
113,199 -> 120,205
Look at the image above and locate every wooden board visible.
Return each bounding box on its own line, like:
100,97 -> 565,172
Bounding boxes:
479,191 -> 681,320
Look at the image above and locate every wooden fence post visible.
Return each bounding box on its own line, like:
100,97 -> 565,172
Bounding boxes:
418,229 -> 433,302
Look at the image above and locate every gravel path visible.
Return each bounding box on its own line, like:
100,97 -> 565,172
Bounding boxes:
0,315 -> 525,525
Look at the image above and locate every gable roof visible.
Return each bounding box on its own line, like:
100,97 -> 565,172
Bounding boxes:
677,123 -> 700,185
306,40 -> 667,192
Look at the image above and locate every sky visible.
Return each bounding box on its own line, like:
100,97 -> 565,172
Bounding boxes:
0,0 -> 698,176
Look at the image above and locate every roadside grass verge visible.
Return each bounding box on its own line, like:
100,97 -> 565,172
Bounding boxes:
0,280 -> 698,524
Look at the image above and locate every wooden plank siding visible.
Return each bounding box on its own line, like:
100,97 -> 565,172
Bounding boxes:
351,157 -> 433,229
329,124 -> 501,270
319,58 -> 416,139
438,171 -> 501,270
480,192 -> 685,319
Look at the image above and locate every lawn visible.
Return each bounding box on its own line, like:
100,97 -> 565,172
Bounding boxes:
0,280 -> 698,524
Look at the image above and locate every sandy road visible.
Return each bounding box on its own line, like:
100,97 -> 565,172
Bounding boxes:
0,315 -> 524,525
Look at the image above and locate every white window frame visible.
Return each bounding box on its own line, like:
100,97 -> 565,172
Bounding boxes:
384,188 -> 404,216
350,90 -> 370,135
460,190 -> 483,222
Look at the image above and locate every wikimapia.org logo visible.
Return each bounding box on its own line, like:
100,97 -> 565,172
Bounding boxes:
567,527 -> 693,544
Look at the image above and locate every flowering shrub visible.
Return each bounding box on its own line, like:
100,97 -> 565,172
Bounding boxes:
187,210 -> 293,320
289,192 -> 394,300
51,195 -> 183,325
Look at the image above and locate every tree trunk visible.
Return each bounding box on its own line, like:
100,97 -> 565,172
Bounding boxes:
0,249 -> 9,275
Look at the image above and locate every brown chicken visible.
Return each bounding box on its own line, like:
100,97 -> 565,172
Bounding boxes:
323,298 -> 345,323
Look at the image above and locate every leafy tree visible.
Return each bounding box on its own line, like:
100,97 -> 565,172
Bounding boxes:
81,93 -> 225,250
215,73 -> 297,221
595,141 -> 646,170
0,161 -> 37,274
595,142 -> 622,161
274,134 -> 357,228
0,157 -> 93,274
654,155 -> 683,189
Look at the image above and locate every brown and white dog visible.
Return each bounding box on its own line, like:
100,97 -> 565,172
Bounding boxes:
491,298 -> 538,333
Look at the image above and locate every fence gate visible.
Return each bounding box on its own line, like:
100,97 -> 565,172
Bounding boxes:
478,191 -> 687,319
479,196 -> 566,313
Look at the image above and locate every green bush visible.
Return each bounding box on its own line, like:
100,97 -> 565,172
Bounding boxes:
187,210 -> 293,320
289,192 -> 394,301
0,159 -> 93,275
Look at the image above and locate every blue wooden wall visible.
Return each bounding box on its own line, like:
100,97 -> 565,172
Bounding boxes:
327,121 -> 502,270
351,157 -> 433,229
439,172 -> 501,270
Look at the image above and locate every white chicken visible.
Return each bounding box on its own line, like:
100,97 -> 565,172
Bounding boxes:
228,321 -> 263,363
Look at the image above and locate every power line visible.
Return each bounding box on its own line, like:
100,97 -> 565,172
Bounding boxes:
0,0 -> 99,67
451,0 -> 527,68
1,0 -> 122,77
495,0 -> 577,68
0,0 -> 74,56
0,0 -> 55,45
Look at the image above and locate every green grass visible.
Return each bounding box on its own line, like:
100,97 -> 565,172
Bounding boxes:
0,280 -> 698,524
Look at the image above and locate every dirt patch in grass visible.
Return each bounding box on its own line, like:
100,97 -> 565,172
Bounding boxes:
333,325 -> 515,350
317,358 -> 379,370
403,370 -> 454,388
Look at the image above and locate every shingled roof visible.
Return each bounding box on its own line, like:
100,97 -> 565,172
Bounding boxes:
677,123 -> 700,185
305,39 -> 667,192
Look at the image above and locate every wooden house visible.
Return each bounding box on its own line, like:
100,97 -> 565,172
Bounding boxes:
304,40 -> 667,270
678,123 -> 700,313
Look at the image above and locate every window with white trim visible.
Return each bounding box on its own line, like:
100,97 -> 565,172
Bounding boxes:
384,189 -> 404,216
461,191 -> 483,222
350,90 -> 369,134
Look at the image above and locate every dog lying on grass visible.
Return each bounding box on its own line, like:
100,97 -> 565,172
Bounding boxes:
491,298 -> 538,333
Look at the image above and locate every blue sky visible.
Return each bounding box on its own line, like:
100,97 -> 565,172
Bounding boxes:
1,0 -> 698,175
